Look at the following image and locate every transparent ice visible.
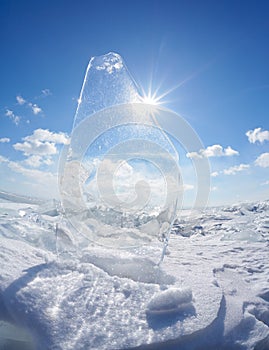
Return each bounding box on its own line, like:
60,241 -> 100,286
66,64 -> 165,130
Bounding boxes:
59,52 -> 181,262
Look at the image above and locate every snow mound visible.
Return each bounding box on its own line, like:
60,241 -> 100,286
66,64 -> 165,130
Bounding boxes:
147,287 -> 193,315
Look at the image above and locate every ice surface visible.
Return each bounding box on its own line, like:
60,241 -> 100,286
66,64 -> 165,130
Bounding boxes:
0,194 -> 269,349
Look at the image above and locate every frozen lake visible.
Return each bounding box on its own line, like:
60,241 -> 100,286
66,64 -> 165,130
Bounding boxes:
0,193 -> 269,349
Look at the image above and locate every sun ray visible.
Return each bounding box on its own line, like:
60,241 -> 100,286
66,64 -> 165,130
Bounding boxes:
140,59 -> 214,106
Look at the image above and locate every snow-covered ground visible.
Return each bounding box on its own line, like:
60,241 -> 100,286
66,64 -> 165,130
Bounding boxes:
0,192 -> 269,349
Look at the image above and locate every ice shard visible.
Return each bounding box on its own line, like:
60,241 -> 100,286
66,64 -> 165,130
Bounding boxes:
59,52 -> 182,256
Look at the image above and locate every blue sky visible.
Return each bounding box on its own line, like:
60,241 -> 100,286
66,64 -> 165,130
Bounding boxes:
0,0 -> 269,206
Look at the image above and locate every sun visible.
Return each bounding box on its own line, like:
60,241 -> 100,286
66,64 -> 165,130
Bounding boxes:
140,85 -> 164,106
139,79 -> 175,106
141,93 -> 160,106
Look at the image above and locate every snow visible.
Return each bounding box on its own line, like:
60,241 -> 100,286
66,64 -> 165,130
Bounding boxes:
146,287 -> 193,315
0,194 -> 269,349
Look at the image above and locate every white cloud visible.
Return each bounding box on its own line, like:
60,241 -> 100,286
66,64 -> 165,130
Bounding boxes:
202,145 -> 225,157
186,144 -> 239,159
24,128 -> 70,145
81,157 -> 175,208
24,155 -> 53,168
261,180 -> 269,186
5,110 -> 13,117
115,160 -> 134,179
223,163 -> 250,175
5,109 -> 21,126
28,103 -> 42,115
0,152 -> 58,197
41,89 -> 52,97
13,129 -> 69,168
211,171 -> 219,177
212,164 -> 250,176
14,140 -> 57,156
16,95 -> 26,105
255,152 -> 269,168
183,184 -> 194,191
24,155 -> 43,168
246,127 -> 269,144
7,160 -> 55,182
43,158 -> 53,166
0,138 -> 10,143
7,160 -> 58,196
5,92 -> 49,125
186,151 -> 203,159
224,146 -> 239,156
0,155 -> 8,163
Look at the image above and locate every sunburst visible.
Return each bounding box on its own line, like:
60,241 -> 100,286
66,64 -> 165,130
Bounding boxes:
139,59 -> 213,107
